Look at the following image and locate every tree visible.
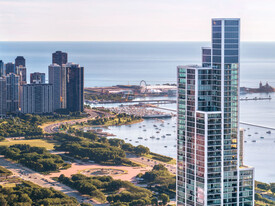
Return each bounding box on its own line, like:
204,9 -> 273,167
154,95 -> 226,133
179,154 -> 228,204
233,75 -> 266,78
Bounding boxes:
151,197 -> 158,206
159,193 -> 169,205
134,145 -> 150,156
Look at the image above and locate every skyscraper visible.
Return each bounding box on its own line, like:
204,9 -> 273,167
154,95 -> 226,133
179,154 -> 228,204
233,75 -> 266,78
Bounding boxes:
30,72 -> 46,84
6,73 -> 20,113
16,65 -> 27,85
21,83 -> 53,114
65,63 -> 84,112
52,51 -> 68,66
0,60 -> 4,77
0,77 -> 7,117
5,62 -> 15,75
15,56 -> 26,67
177,18 -> 254,206
48,64 -> 66,110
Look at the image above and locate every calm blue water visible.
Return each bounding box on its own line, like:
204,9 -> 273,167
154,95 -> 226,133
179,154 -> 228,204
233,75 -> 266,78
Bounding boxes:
1,42 -> 275,182
1,42 -> 275,87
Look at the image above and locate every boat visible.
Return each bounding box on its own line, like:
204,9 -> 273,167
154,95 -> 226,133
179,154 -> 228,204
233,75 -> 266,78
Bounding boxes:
161,135 -> 166,138
135,141 -> 139,143
172,126 -> 176,128
145,138 -> 148,141
150,136 -> 155,139
138,137 -> 143,139
156,131 -> 160,133
164,146 -> 167,148
139,126 -> 142,128
266,131 -> 271,134
166,134 -> 172,136
143,129 -> 146,132
252,140 -> 256,142
125,138 -> 128,140
174,145 -> 176,147
156,138 -> 160,140
129,140 -> 132,141
153,125 -> 157,127
255,132 -> 258,134
260,136 -> 264,139
244,141 -> 247,143
248,134 -> 251,136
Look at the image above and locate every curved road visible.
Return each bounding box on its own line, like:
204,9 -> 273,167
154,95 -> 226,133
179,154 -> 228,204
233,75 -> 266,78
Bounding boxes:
43,109 -> 113,133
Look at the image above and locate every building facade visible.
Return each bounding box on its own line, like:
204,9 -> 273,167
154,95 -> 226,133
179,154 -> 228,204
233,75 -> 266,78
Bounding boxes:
65,63 -> 84,112
30,72 -> 46,84
16,65 -> 27,85
48,64 -> 66,110
0,60 -> 4,77
52,51 -> 68,66
21,84 -> 53,114
5,62 -> 15,75
15,56 -> 26,67
0,77 -> 7,117
177,18 -> 254,206
6,73 -> 20,113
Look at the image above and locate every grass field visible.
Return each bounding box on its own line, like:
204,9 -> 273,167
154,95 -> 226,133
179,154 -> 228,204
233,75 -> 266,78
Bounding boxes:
0,139 -> 56,150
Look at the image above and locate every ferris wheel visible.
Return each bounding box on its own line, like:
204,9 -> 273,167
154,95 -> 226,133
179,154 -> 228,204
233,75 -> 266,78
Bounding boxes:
140,80 -> 147,94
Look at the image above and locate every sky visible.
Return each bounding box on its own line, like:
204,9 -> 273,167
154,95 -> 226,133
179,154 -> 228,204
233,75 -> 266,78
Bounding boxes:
0,0 -> 275,41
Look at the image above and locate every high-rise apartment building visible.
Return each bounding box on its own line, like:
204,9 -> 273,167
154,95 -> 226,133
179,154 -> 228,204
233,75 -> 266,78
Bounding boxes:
6,73 -> 20,113
177,18 -> 254,206
65,63 -> 84,112
30,72 -> 46,84
21,83 -> 53,114
0,60 -> 4,77
0,77 -> 7,117
48,64 -> 67,111
15,56 -> 26,67
5,62 -> 15,75
52,51 -> 68,66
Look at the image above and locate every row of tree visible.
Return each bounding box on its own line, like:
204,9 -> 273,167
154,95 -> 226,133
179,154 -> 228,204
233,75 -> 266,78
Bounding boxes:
0,180 -> 79,206
54,133 -> 149,166
0,144 -> 70,173
57,174 -> 154,205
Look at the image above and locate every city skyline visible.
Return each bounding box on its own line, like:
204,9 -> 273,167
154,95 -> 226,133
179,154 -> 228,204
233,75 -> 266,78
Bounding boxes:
1,0 -> 275,42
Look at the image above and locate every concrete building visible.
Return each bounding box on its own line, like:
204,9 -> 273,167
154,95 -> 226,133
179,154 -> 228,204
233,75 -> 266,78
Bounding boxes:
5,62 -> 15,75
0,77 -> 7,117
65,63 -> 84,112
0,60 -> 4,77
177,19 -> 254,206
48,64 -> 66,110
6,73 -> 20,113
52,51 -> 68,66
21,83 -> 53,114
15,56 -> 26,67
30,72 -> 46,84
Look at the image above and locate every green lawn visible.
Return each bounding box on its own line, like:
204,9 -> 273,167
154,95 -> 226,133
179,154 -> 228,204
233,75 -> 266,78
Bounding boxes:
0,139 -> 56,150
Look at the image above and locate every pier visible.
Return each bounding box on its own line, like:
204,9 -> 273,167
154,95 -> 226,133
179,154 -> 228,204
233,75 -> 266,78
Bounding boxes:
240,97 -> 271,101
240,122 -> 275,130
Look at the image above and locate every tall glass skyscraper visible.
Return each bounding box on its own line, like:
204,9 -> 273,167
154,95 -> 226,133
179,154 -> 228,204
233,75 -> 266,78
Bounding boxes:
177,18 -> 254,206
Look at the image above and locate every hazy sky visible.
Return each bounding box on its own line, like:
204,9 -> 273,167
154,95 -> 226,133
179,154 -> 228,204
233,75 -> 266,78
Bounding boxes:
0,0 -> 275,41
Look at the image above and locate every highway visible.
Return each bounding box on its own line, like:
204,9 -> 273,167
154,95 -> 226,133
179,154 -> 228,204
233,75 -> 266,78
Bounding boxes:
0,155 -> 96,205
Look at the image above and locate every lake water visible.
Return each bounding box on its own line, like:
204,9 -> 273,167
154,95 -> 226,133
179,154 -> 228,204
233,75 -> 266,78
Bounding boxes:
1,42 -> 275,182
1,42 -> 275,87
